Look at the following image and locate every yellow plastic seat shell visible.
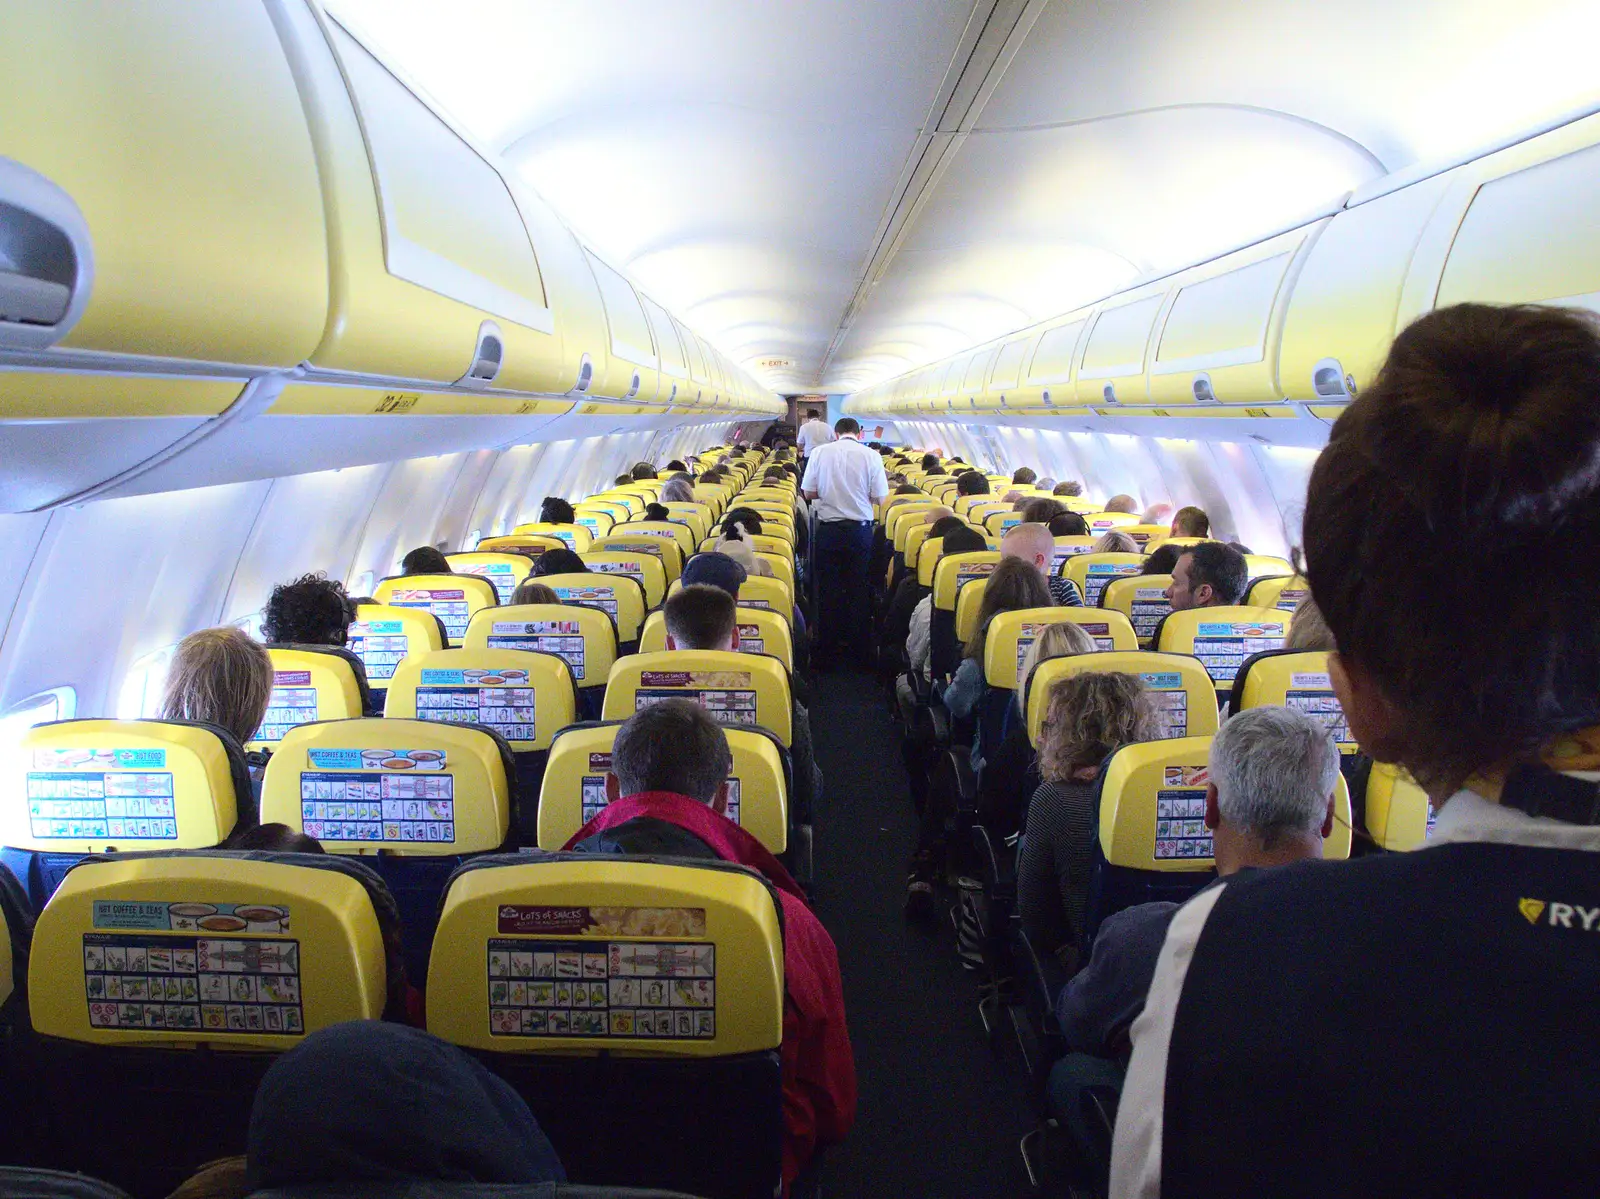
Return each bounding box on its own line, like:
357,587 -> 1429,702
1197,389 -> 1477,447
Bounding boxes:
474,536 -> 570,559
1233,650 -> 1354,752
31,856 -> 386,1049
536,723 -> 788,853
590,536 -> 685,585
426,858 -> 783,1056
10,720 -> 240,854
980,607 -> 1139,688
610,521 -> 696,560
1154,605 -> 1292,693
1365,763 -> 1433,851
373,574 -> 498,647
529,572 -> 647,645
1026,652 -> 1221,747
639,606 -> 795,673
580,552 -> 668,611
1065,553 -> 1148,608
602,650 -> 792,746
512,523 -> 594,553
1100,575 -> 1174,647
463,603 -> 618,687
931,552 -> 1003,613
445,552 -> 536,605
1085,512 -> 1143,533
249,648 -> 366,753
1247,575 -> 1311,612
383,647 -> 575,752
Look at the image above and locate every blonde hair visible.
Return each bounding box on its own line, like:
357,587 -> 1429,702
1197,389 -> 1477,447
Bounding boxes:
1018,621 -> 1098,693
1038,672 -> 1161,783
1285,591 -> 1336,652
160,628 -> 274,745
714,534 -> 772,576
1093,531 -> 1139,554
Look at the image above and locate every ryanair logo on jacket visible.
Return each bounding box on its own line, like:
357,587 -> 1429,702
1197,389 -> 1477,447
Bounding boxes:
1520,898 -> 1600,929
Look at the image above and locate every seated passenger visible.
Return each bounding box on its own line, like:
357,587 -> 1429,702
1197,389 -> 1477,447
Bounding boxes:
663,585 -> 820,823
1050,512 -> 1091,537
905,525 -> 988,679
1114,303 -> 1600,1197
398,546 -> 452,576
528,548 -> 589,577
1021,496 -> 1068,525
894,482 -> 921,496
660,475 -> 696,503
1092,530 -> 1138,555
1038,476 -> 1058,490
956,471 -> 990,497
643,502 -> 672,522
665,459 -> 688,472
159,627 -> 273,749
262,573 -> 357,647
976,621 -> 1100,839
539,497 -> 576,525
1284,594 -> 1335,651
1004,522 -> 1085,606
248,1022 -> 565,1189
942,556 -> 1052,731
920,452 -> 940,472
612,473 -> 633,486
222,822 -> 324,853
1104,494 -> 1138,514
1017,673 -> 1161,963
1056,706 -> 1336,1179
1055,480 -> 1085,497
1170,505 -> 1210,538
1013,467 -> 1038,485
567,702 -> 856,1188
510,580 -> 561,606
1140,542 -> 1183,577
1142,503 -> 1173,526
1163,541 -> 1247,611
631,462 -> 657,481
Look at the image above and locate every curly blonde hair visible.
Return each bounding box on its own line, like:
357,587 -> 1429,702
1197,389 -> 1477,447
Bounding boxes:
1037,671 -> 1161,783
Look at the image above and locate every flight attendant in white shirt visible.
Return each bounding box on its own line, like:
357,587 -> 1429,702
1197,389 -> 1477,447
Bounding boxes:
802,418 -> 889,669
795,408 -> 835,461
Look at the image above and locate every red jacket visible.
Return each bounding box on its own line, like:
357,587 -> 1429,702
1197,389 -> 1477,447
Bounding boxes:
565,791 -> 856,1190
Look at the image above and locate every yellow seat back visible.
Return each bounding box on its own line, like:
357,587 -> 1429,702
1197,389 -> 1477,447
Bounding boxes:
1242,554 -> 1294,581
1026,652 -> 1221,746
931,552 -> 1002,613
249,648 -> 365,752
1365,763 -> 1434,851
571,506 -> 621,538
445,553 -> 536,605
696,534 -> 792,561
737,487 -> 793,505
593,493 -> 644,518
511,523 -> 594,553
1098,738 -> 1352,870
640,607 -> 794,672
984,511 -> 1029,538
668,573 -> 793,617
661,503 -> 712,541
602,650 -> 792,747
1065,553 -> 1147,608
1154,605 -> 1291,695
373,575 -> 498,647
463,604 -> 618,688
1118,524 -> 1170,550
885,502 -> 936,543
1085,512 -> 1142,533
692,484 -> 731,514
260,718 -> 511,855
902,523 -> 936,569
580,552 -> 667,611
1144,535 -> 1207,555
1233,650 -> 1354,753
1100,575 -> 1173,647
426,857 -> 783,1054
1247,575 -> 1311,612
30,856 -> 386,1048
588,539 -> 681,589
530,572 -> 646,645
980,608 -> 1140,689
9,720 -> 240,853
536,723 -> 788,853
611,521 -> 696,560
476,535 -> 571,559
756,554 -> 795,595
384,648 -> 575,752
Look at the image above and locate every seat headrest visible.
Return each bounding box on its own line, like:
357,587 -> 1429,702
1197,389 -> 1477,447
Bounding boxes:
254,647 -> 371,750
463,604 -> 618,687
601,651 -> 792,746
383,648 -> 576,752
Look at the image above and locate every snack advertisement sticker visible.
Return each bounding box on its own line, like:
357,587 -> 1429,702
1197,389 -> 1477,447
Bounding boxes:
955,562 -> 998,591
84,933 -> 303,1035
307,748 -> 447,771
553,585 -> 619,620
495,906 -> 707,937
487,937 -> 715,1041
27,748 -> 177,841
93,901 -> 290,934
735,624 -> 765,655
389,589 -> 472,639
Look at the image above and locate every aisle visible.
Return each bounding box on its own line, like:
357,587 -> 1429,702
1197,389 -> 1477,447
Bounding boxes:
808,668 -> 1036,1198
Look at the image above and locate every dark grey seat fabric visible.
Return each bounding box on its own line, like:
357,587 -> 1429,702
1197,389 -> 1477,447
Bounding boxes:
0,1168 -> 133,1199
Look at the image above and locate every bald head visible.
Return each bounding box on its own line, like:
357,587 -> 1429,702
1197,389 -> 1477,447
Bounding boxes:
1105,494 -> 1139,514
1001,522 -> 1057,581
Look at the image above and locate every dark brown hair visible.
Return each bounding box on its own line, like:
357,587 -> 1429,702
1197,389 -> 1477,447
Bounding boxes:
1303,303 -> 1600,793
663,583 -> 738,650
964,556 -> 1051,660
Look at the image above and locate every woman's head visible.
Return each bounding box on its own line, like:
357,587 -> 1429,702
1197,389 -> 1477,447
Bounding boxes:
530,548 -> 588,577
160,627 -> 274,746
1018,621 -> 1098,694
262,574 -> 355,647
511,580 -> 561,606
399,547 -> 451,576
659,476 -> 695,503
538,497 -> 575,525
721,509 -> 763,538
1038,672 -> 1161,783
1304,303 -> 1600,795
1021,496 -> 1067,525
1049,512 -> 1090,537
1284,593 -> 1335,652
714,535 -> 770,577
631,462 -> 657,480
1093,531 -> 1138,555
965,556 -> 1052,659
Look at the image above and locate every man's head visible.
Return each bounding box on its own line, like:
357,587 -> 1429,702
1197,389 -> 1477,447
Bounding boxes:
938,524 -> 988,556
1171,506 -> 1210,537
1166,543 -> 1247,610
1000,523 -> 1057,582
1049,512 -> 1090,537
927,515 -> 969,541
607,699 -> 733,812
664,583 -> 738,651
530,548 -> 588,578
1206,706 -> 1339,874
805,408 -> 820,420
1012,467 -> 1037,485
400,546 -> 451,576
955,471 -> 990,497
1020,497 -> 1067,525
1142,542 -> 1184,577
1104,494 -> 1139,514
1054,480 -> 1084,497
920,453 -> 939,472
834,417 -> 860,438
262,574 -> 356,647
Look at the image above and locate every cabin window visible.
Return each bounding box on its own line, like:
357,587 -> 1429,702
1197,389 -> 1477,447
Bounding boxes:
118,647 -> 175,720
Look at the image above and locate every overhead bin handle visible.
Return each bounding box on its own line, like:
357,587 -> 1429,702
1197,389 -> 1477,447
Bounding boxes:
0,157 -> 94,350
1312,358 -> 1358,399
456,320 -> 504,386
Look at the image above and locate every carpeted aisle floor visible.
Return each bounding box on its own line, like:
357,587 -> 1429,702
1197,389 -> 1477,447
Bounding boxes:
807,667 -> 1037,1198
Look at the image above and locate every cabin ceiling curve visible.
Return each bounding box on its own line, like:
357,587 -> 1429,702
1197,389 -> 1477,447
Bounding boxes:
330,0 -> 1600,395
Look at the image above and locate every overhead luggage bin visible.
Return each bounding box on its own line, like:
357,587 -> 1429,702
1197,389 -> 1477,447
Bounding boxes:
0,2 -> 327,366
962,343 -> 1002,410
1019,312 -> 1093,411
1075,285 -> 1170,406
584,249 -> 659,402
986,331 -> 1043,409
643,295 -> 691,409
1147,224 -> 1324,407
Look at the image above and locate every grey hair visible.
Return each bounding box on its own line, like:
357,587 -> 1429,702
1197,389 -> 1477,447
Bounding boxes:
611,699 -> 733,803
1209,706 -> 1339,848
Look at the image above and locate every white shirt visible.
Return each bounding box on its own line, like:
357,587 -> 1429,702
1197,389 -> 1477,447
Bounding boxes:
801,434 -> 889,522
1109,786 -> 1600,1199
796,418 -> 835,454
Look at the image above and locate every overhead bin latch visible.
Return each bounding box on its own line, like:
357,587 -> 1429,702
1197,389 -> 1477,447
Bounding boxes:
1101,383 -> 1120,406
1312,358 -> 1358,400
624,371 -> 641,400
0,157 -> 94,351
457,320 -> 504,386
571,353 -> 594,394
1192,373 -> 1219,404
